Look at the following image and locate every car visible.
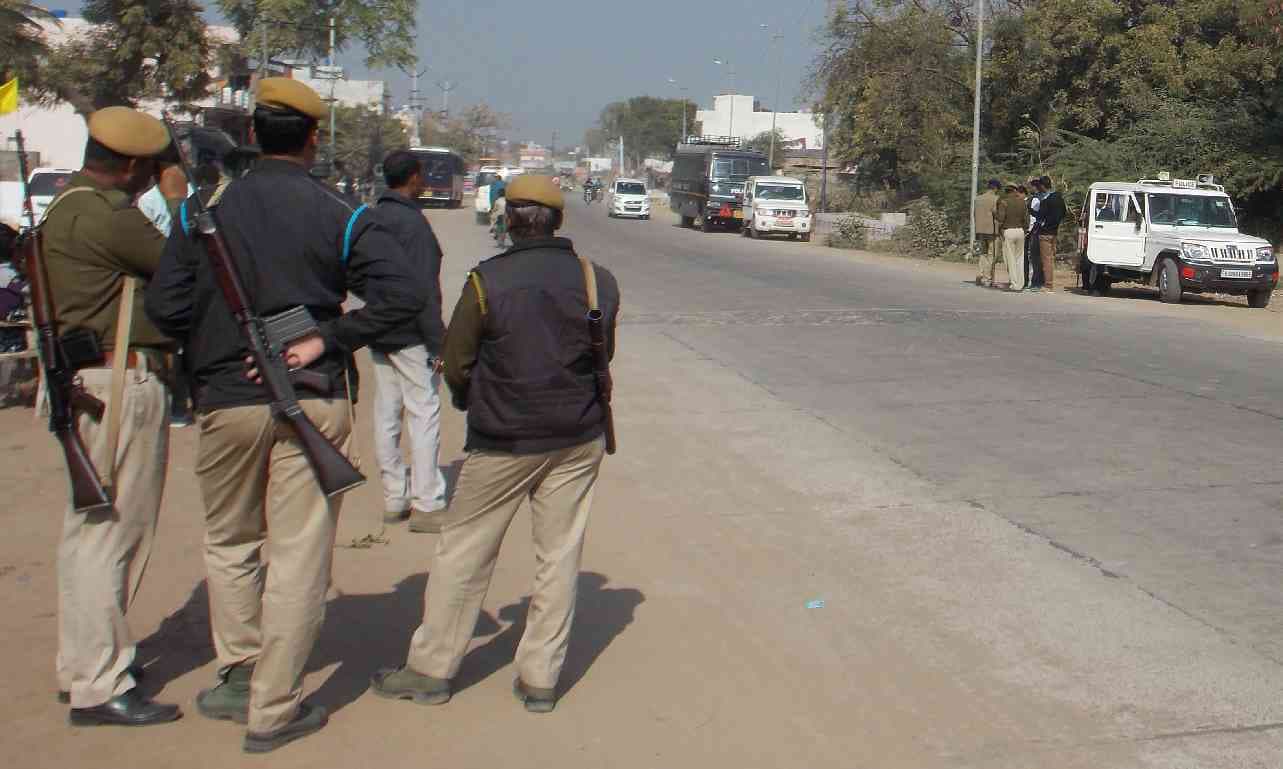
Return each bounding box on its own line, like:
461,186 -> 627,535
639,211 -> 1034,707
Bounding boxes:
741,176 -> 813,241
606,178 -> 650,219
1078,175 -> 1279,308
26,167 -> 75,225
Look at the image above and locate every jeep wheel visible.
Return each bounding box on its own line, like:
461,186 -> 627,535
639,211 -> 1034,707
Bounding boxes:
1088,262 -> 1111,296
1158,259 -> 1183,303
699,217 -> 711,233
680,215 -> 694,228
801,232 -> 812,243
1247,288 -> 1273,309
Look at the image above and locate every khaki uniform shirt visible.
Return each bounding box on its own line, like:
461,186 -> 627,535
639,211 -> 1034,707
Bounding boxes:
995,191 -> 1029,232
41,172 -> 176,351
973,190 -> 999,237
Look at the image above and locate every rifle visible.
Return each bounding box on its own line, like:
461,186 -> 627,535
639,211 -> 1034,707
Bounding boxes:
13,130 -> 113,513
575,253 -> 616,455
162,116 -> 365,497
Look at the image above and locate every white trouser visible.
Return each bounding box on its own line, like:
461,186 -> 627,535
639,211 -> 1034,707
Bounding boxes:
1002,228 -> 1027,291
369,345 -> 447,514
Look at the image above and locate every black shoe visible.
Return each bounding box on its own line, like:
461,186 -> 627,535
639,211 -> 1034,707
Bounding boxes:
243,703 -> 328,754
59,664 -> 146,704
512,678 -> 557,714
68,688 -> 181,727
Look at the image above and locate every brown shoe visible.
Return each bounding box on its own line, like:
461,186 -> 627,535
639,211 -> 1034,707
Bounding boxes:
408,507 -> 448,534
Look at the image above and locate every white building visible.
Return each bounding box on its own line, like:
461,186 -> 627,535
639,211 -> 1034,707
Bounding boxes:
1,16 -> 387,171
694,94 -> 824,149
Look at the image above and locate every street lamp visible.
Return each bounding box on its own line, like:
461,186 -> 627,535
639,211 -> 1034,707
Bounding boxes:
667,78 -> 689,140
760,24 -> 785,169
968,0 -> 985,257
712,58 -> 736,139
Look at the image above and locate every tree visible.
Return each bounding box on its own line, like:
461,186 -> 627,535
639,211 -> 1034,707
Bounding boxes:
39,0 -> 213,116
0,1 -> 58,85
419,105 -> 510,165
214,0 -> 416,72
331,104 -> 408,180
594,96 -> 694,167
746,129 -> 785,168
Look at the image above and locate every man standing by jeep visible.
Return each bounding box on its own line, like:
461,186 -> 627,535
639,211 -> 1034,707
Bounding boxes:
974,179 -> 1001,287
1037,176 -> 1067,293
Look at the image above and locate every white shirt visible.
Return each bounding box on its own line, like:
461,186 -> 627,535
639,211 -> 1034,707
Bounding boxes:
137,183 -> 196,236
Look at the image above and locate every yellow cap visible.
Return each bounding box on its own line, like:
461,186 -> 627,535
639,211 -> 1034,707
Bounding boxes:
255,77 -> 327,120
505,175 -> 564,211
87,107 -> 171,158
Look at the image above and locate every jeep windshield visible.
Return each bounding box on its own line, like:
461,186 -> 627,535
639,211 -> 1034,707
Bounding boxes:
756,185 -> 804,201
1147,193 -> 1237,228
712,156 -> 769,179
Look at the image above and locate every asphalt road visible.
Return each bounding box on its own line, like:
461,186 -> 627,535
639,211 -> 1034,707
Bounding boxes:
4,198 -> 1283,769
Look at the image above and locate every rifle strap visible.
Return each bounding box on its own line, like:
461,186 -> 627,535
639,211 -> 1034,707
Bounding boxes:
574,252 -> 600,312
39,186 -> 96,226
101,276 -> 137,489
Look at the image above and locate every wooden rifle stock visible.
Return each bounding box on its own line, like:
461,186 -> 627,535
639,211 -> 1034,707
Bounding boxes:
163,116 -> 364,497
586,309 -> 616,455
15,147 -> 112,514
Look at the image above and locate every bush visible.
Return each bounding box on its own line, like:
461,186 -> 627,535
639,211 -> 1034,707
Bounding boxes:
828,215 -> 868,249
902,198 -> 967,259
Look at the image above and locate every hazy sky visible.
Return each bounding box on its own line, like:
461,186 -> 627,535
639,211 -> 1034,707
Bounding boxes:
63,0 -> 831,148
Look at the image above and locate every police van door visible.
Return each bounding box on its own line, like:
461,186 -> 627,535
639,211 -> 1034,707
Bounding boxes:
1087,190 -> 1145,267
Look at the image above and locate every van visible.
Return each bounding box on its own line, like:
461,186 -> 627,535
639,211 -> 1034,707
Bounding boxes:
742,176 -> 812,241
669,137 -> 769,232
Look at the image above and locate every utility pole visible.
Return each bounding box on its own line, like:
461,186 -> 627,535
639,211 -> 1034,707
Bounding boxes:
820,114 -> 828,213
437,80 -> 455,117
406,65 -> 429,146
968,0 -> 985,258
618,135 -> 624,176
328,15 -> 337,164
713,59 -> 735,139
668,78 -> 688,141
761,26 -> 785,170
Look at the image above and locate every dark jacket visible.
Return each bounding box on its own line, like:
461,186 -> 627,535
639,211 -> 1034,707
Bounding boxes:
144,158 -> 424,411
1039,190 -> 1067,234
369,190 -> 446,354
442,236 -> 620,454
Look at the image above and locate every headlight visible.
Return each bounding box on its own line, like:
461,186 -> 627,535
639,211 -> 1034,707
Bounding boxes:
1182,243 -> 1209,261
1257,247 -> 1275,263
711,183 -> 722,194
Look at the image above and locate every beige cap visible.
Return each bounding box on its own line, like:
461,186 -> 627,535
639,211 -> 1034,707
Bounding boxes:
505,175 -> 565,211
87,107 -> 171,157
256,77 -> 327,120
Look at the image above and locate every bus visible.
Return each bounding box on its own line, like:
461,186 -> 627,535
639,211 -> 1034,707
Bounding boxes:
409,146 -> 466,208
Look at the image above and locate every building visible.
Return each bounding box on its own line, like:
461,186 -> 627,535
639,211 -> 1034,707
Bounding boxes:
694,94 -> 824,149
518,143 -> 549,170
1,14 -> 388,172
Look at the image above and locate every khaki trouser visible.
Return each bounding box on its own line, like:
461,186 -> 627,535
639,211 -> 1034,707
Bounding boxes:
976,234 -> 1000,284
57,361 -> 170,708
407,436 -> 605,690
1039,234 -> 1057,289
195,399 -> 351,733
1002,228 -> 1027,291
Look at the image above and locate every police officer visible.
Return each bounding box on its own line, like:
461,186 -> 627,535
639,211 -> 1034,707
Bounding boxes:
145,78 -> 423,752
371,175 -> 620,713
42,106 -> 187,727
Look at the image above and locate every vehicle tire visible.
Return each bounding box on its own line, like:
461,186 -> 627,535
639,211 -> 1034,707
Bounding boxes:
680,215 -> 694,228
643,215 -> 650,220
699,217 -> 710,233
1247,288 -> 1273,309
1087,262 -> 1111,296
788,233 -> 798,240
801,232 -> 811,243
1158,258 -> 1183,304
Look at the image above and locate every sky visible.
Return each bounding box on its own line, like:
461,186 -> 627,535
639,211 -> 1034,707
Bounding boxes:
63,0 -> 831,148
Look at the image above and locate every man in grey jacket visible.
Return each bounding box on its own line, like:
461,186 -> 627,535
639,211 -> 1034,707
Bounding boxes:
371,150 -> 448,530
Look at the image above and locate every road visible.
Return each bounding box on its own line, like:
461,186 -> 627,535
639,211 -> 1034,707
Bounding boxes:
1,198 -> 1282,768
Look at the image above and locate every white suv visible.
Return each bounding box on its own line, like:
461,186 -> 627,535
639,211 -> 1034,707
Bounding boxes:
1078,176 -> 1278,308
742,176 -> 812,241
28,167 -> 76,225
607,179 -> 650,219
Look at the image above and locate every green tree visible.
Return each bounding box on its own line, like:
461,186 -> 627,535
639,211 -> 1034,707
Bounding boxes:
215,0 -> 416,72
332,103 -> 408,180
39,0 -> 212,116
595,97 -> 696,166
420,105 -> 510,165
745,129 -> 785,168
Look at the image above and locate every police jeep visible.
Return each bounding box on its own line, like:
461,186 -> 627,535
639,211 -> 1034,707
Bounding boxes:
1078,175 -> 1279,308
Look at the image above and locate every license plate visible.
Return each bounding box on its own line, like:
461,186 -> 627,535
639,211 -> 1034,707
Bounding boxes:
1221,269 -> 1253,279
732,210 -> 743,219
